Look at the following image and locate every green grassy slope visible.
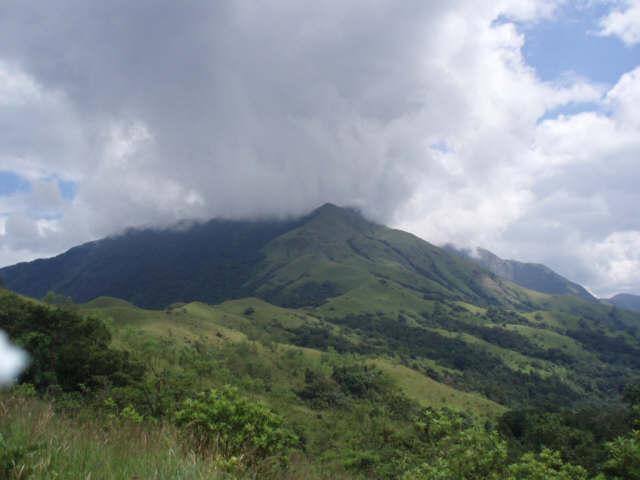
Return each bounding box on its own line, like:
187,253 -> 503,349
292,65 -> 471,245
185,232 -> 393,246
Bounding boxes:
69,293 -> 510,475
251,204 -> 527,308
3,279 -> 640,478
78,296 -> 504,415
79,280 -> 640,411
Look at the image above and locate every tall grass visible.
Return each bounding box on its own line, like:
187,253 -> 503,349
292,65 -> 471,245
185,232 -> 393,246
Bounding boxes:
0,392 -> 348,480
0,392 -> 229,479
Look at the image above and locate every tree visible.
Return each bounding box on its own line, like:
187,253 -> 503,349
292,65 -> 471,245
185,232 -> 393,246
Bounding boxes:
0,291 -> 143,393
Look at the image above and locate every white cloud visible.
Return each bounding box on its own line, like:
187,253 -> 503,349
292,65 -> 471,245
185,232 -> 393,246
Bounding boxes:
0,0 -> 638,297
598,0 -> 640,45
606,65 -> 640,127
582,231 -> 640,296
499,0 -> 562,22
0,330 -> 28,386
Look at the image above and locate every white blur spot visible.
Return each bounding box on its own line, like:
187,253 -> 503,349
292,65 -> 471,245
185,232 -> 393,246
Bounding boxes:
0,329 -> 28,386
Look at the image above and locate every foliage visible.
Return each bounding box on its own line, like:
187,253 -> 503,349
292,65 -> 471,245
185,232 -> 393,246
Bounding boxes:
0,392 -> 235,480
404,409 -> 508,479
0,291 -> 144,393
603,429 -> 640,480
297,368 -> 346,408
498,408 -> 619,472
290,324 -> 363,353
3,278 -> 640,478
335,312 -> 580,407
331,363 -> 392,399
506,449 -> 591,480
175,386 -> 298,465
42,290 -> 72,306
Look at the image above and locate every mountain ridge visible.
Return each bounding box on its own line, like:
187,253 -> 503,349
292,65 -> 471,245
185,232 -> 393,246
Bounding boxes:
446,245 -> 596,302
603,293 -> 640,313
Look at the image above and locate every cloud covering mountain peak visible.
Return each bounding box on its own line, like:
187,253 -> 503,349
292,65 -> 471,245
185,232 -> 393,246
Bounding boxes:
0,1 -> 638,296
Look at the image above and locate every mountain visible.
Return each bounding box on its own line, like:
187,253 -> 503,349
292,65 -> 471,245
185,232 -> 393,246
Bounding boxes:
0,203 -> 521,309
447,246 -> 596,301
4,203 -> 640,478
603,293 -> 640,313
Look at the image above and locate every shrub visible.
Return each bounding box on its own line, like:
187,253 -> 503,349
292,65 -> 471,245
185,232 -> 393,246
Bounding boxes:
331,364 -> 391,399
175,386 -> 297,465
506,449 -> 591,480
297,368 -> 345,408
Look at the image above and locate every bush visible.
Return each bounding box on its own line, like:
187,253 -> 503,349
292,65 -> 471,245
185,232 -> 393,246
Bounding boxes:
506,449 -> 591,480
175,386 -> 298,465
331,364 -> 391,399
403,427 -> 507,480
297,368 -> 346,408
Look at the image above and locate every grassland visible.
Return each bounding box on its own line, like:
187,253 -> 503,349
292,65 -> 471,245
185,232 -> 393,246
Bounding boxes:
79,296 -> 505,416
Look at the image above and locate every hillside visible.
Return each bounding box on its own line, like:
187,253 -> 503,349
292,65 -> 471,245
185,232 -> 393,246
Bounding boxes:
0,217 -> 302,308
1,287 -> 509,478
2,281 -> 640,478
447,246 -> 596,301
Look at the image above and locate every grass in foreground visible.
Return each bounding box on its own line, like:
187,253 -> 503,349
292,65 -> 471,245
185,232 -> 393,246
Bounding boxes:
0,392 -> 226,480
0,392 -> 342,480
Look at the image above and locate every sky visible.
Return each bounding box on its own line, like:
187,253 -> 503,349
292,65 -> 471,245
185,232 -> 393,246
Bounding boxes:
0,0 -> 638,298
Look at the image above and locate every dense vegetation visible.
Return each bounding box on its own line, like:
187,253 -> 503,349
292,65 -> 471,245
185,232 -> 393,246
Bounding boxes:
1,288 -> 640,479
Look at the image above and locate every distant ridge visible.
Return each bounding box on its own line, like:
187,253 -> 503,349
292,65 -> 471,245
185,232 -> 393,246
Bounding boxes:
602,293 -> 640,313
447,246 -> 596,301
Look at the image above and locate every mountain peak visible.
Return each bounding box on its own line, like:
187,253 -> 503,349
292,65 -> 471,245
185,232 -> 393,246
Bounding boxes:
310,202 -> 359,217
305,203 -> 375,235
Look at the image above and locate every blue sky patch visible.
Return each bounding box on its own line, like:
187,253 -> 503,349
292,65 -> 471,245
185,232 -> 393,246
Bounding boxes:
519,3 -> 640,85
0,171 -> 31,196
57,179 -> 77,201
430,141 -> 452,154
538,100 -> 603,123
